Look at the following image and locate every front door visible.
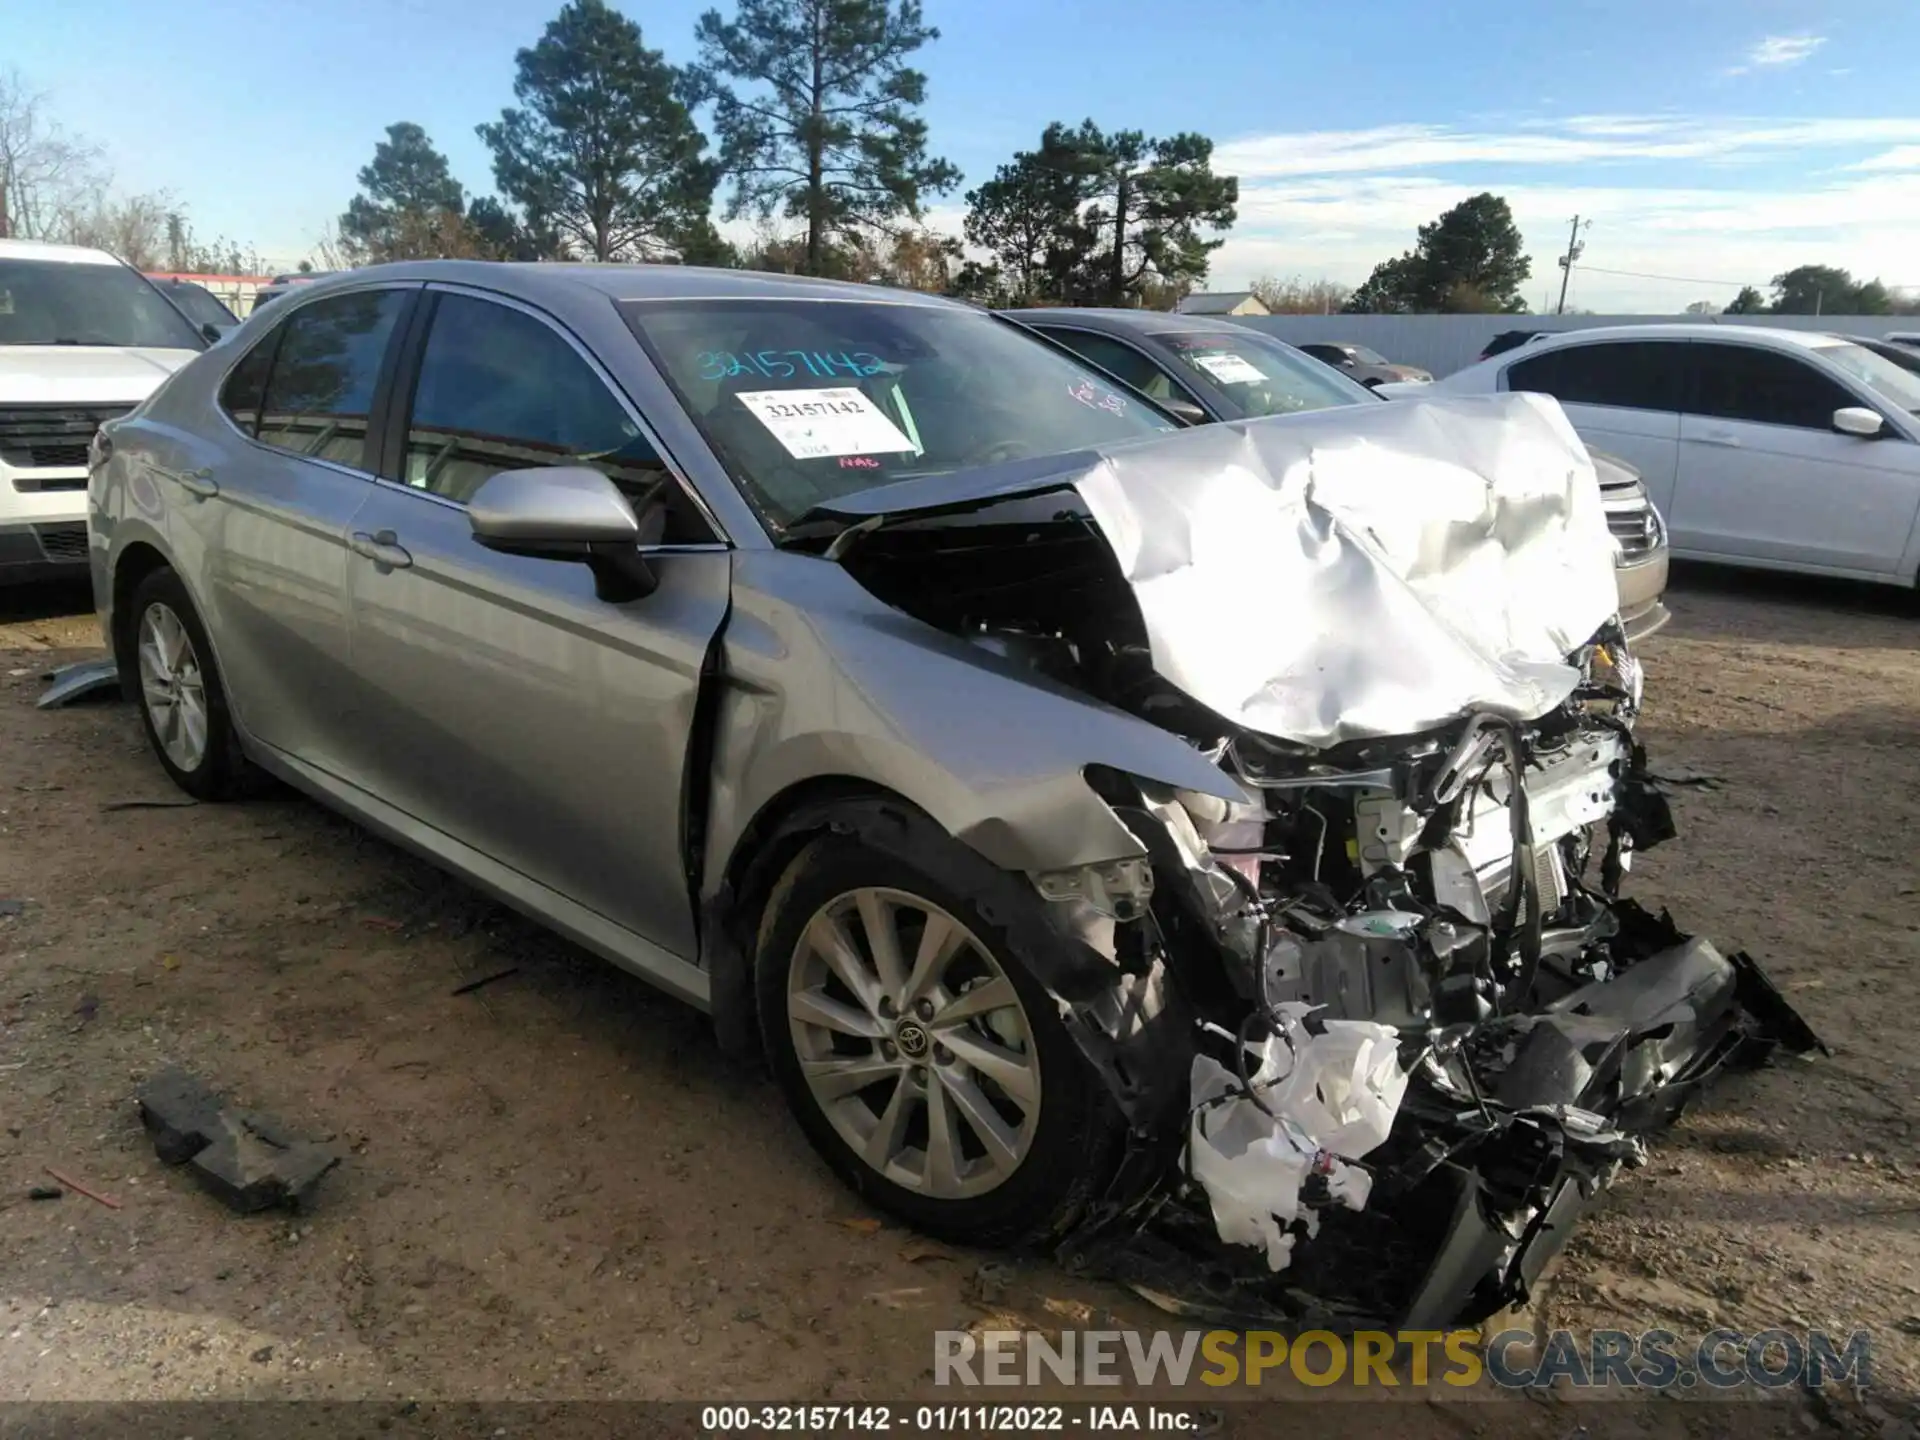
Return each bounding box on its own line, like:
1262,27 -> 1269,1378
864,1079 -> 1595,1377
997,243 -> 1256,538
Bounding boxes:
1674,341 -> 1920,573
342,287 -> 730,959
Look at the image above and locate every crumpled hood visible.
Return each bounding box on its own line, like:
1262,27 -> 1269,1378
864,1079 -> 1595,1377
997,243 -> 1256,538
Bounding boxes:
0,346 -> 198,404
813,391 -> 1619,749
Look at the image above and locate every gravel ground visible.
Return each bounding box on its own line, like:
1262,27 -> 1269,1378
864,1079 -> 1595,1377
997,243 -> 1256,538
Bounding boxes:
0,567 -> 1915,1436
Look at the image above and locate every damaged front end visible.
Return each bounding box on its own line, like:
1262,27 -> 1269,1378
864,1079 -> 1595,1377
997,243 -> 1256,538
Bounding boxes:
1063,666 -> 1822,1330
804,392 -> 1823,1329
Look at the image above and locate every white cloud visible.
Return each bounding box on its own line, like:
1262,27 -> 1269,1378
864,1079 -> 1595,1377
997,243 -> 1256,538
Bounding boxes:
1195,113 -> 1920,311
1729,34 -> 1827,73
1211,116 -> 1920,180
1848,145 -> 1920,172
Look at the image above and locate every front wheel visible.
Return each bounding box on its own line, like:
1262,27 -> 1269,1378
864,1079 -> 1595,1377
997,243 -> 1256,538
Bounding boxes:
755,815 -> 1127,1248
126,568 -> 258,801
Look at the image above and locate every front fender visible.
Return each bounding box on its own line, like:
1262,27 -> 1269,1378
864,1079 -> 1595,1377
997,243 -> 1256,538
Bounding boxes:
703,550 -> 1245,895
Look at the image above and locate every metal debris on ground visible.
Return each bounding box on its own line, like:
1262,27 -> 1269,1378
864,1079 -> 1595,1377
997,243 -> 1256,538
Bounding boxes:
27,1186 -> 62,1201
0,899 -> 23,918
36,659 -> 122,709
101,798 -> 199,812
137,1066 -> 339,1214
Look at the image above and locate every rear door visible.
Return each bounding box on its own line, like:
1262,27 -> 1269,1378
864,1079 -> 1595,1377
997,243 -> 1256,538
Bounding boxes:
1674,341 -> 1917,572
1504,340 -> 1685,514
192,284 -> 415,773
342,285 -> 731,958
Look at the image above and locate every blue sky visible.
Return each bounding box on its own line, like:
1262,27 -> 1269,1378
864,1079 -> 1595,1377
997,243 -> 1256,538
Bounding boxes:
10,0 -> 1920,309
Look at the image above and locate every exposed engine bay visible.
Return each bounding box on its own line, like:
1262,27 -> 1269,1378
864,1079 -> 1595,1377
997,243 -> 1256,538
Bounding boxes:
801,393 -> 1823,1328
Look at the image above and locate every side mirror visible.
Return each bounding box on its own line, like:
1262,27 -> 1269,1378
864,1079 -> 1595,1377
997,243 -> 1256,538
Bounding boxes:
1833,406 -> 1885,438
468,465 -> 662,602
1160,396 -> 1209,426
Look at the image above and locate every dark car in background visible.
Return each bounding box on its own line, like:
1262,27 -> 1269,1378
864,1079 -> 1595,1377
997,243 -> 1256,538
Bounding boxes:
248,272 -> 335,313
1295,340 -> 1432,387
1002,308 -> 1376,424
149,277 -> 241,342
1005,306 -> 1669,639
1479,328 -> 1544,361
1842,333 -> 1920,376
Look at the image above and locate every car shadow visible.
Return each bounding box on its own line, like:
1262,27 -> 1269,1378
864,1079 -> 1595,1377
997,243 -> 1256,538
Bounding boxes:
0,575 -> 94,625
1663,559 -> 1918,644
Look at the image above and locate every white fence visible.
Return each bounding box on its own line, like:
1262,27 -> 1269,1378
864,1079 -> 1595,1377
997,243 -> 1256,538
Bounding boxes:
1232,314 -> 1920,380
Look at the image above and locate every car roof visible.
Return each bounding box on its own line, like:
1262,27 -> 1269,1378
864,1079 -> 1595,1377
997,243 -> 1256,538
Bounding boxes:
1001,307 -> 1269,336
0,237 -> 123,266
1508,322 -> 1852,355
291,260 -> 971,311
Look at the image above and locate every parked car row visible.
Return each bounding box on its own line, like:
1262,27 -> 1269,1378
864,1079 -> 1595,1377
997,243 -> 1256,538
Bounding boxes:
1397,323 -> 1920,589
86,260 -> 1814,1327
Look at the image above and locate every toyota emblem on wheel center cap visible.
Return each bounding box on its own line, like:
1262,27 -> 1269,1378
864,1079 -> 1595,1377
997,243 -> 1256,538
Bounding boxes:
894,1022 -> 931,1059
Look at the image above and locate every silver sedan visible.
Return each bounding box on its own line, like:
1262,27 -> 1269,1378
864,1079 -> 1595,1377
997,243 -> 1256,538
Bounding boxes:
89,262 -> 1812,1325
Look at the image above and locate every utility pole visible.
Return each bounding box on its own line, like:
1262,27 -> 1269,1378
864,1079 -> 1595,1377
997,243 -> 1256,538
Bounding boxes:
1555,215 -> 1589,315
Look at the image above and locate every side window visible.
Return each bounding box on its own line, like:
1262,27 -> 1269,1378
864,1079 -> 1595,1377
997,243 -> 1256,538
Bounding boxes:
1687,344 -> 1857,430
1039,328 -> 1189,404
1507,341 -> 1683,412
255,289 -> 408,470
217,328 -> 280,436
401,294 -> 703,537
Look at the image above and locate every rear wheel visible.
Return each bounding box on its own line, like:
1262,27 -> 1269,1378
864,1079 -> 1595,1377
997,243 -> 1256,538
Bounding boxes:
756,818 -> 1126,1247
127,568 -> 258,801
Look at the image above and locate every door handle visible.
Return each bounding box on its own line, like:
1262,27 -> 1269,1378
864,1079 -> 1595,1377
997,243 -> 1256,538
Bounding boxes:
1696,431 -> 1742,448
348,529 -> 413,569
173,467 -> 220,499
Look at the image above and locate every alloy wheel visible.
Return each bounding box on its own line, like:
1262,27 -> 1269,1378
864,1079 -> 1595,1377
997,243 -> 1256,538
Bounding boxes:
786,887 -> 1043,1199
137,602 -> 209,772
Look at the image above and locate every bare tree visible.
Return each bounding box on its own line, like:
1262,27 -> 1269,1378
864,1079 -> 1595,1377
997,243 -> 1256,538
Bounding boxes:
0,69 -> 107,240
55,192 -> 172,269
1249,273 -> 1352,315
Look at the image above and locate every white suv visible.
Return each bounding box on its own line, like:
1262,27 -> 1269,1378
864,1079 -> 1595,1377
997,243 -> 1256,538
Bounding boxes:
1419,323 -> 1920,587
1,239 -> 205,583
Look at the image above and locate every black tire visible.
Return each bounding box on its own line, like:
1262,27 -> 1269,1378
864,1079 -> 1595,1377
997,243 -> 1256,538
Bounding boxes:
755,807 -> 1128,1249
124,567 -> 259,801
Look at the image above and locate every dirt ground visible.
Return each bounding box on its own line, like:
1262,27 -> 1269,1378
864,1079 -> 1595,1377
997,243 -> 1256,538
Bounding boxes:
1,567 -> 1916,1435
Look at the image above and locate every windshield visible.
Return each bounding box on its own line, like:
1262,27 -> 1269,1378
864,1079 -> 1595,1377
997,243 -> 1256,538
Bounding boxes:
162,281 -> 237,329
0,259 -> 204,349
1349,345 -> 1391,365
1817,342 -> 1920,413
623,299 -> 1175,530
1160,330 -> 1374,419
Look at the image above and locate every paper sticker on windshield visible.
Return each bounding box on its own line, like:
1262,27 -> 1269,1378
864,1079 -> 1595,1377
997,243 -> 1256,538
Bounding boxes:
734,388 -> 915,460
1188,352 -> 1266,386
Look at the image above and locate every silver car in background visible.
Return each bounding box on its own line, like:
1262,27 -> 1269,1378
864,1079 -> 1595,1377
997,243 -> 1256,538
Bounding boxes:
89,263 -> 1813,1329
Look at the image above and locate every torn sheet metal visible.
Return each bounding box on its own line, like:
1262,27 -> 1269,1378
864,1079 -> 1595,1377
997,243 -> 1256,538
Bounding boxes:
38,658 -> 122,709
1078,393 -> 1616,747
1187,1015 -> 1407,1273
810,393 -> 1618,748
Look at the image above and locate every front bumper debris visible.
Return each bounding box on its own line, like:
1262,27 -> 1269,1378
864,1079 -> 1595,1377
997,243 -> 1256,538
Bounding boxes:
1044,696 -> 1822,1332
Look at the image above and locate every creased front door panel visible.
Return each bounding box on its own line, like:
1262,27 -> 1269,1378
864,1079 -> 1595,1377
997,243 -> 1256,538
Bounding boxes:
343,486 -> 729,959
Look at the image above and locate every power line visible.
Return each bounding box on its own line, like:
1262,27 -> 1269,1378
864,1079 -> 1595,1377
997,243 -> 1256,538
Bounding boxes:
1569,264 -> 1751,288
1570,263 -> 1920,292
